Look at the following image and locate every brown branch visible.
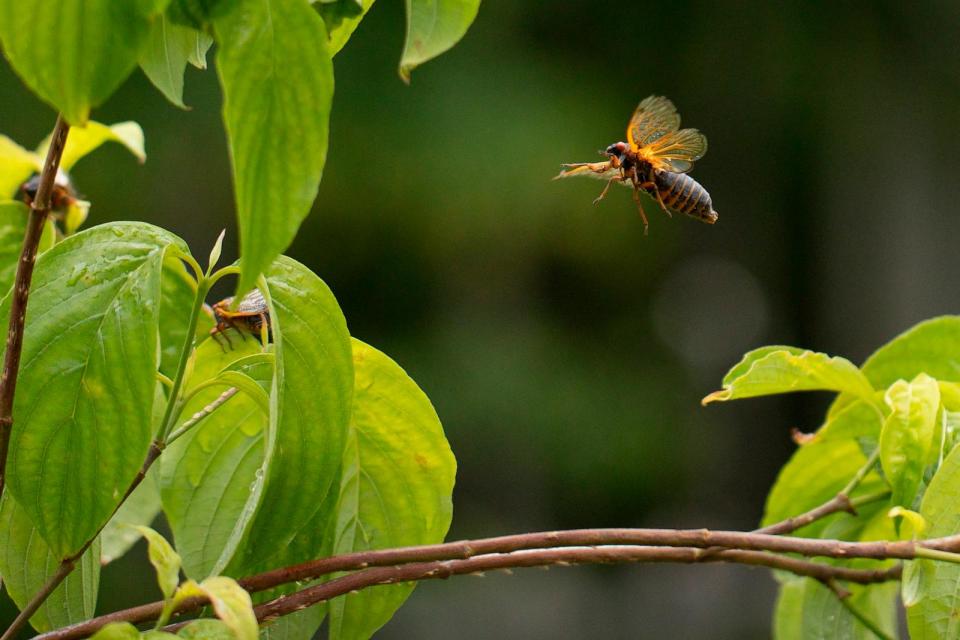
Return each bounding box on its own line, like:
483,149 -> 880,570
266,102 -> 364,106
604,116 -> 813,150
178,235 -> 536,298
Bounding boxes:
249,547 -> 901,626
37,529 -> 909,640
0,114 -> 70,497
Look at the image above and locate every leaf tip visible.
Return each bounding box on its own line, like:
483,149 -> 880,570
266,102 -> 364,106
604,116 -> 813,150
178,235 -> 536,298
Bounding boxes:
701,389 -> 729,406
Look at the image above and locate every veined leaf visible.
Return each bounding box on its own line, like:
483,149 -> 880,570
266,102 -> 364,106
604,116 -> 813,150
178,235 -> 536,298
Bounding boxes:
140,16 -> 211,108
37,121 -> 146,172
0,2 -> 158,124
0,201 -> 56,294
225,257 -> 353,577
0,494 -> 100,632
814,399 -> 884,444
6,222 -> 185,556
862,316 -> 960,388
906,445 -> 960,637
214,0 -> 334,299
0,135 -> 41,197
161,335 -> 268,578
327,339 -> 456,640
399,0 -> 480,82
879,374 -> 939,508
178,619 -> 235,640
704,348 -> 875,405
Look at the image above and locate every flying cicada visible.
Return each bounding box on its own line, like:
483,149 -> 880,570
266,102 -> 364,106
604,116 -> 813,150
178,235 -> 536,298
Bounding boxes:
555,95 -> 718,233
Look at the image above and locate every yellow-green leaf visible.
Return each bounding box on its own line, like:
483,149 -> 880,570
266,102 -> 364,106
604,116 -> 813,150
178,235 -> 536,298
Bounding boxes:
134,525 -> 183,599
0,135 -> 41,198
704,348 -> 875,405
90,622 -> 141,640
879,374 -> 940,508
37,121 -> 146,172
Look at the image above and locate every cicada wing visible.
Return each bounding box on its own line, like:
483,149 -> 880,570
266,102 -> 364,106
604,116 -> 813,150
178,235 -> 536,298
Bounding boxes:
638,128 -> 708,174
627,95 -> 681,149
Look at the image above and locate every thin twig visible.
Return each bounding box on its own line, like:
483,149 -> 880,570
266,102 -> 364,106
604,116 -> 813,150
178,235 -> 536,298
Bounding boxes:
0,114 -> 70,497
166,387 -> 238,444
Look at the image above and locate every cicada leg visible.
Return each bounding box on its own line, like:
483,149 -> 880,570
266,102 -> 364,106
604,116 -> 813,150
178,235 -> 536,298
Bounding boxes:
210,324 -> 233,352
593,176 -> 621,205
626,170 -> 650,235
638,181 -> 672,218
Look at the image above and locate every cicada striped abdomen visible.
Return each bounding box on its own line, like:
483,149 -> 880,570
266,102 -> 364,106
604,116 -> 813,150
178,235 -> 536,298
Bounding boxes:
653,169 -> 718,224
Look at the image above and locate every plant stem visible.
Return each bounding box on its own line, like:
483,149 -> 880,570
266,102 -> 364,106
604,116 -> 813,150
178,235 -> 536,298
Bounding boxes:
166,386 -> 239,445
157,278 -> 210,442
0,114 -> 70,497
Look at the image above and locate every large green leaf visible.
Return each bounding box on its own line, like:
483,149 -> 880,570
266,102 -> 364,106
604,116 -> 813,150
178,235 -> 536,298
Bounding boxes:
6,222 -> 185,556
704,347 -> 876,405
862,316 -> 960,388
140,15 -> 212,108
0,200 -> 56,295
815,399 -> 884,444
225,256 -> 353,577
0,135 -> 41,198
399,0 -> 480,82
161,337 -> 269,578
214,0 -> 334,299
907,445 -> 960,637
0,493 -> 100,632
0,2 -> 158,124
327,339 -> 455,640
879,374 -> 939,508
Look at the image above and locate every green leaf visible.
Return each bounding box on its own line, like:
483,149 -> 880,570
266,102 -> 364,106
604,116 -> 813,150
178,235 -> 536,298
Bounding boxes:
773,578 -> 897,640
6,222 -> 185,556
0,135 -> 41,197
328,339 -> 456,640
100,464 -> 162,564
225,257 -> 353,577
161,335 -> 268,578
0,2 -> 157,124
862,316 -> 960,388
763,439 -> 879,537
704,348 -> 876,405
399,0 -> 480,82
0,200 -> 56,295
879,374 -> 940,508
815,399 -> 884,444
140,16 -> 210,108
37,121 -> 146,172
178,577 -> 258,640
316,0 -> 375,56
178,619 -> 235,640
134,525 -> 183,599
906,444 -> 960,637
213,0 -> 334,299
90,622 -> 142,640
0,493 -> 100,632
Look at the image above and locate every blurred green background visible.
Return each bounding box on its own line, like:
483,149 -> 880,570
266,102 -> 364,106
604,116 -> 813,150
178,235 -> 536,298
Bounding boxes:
3,1 -> 960,637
